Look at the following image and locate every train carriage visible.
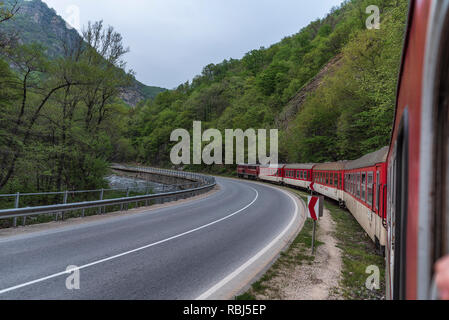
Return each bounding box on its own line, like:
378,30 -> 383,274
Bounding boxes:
312,162 -> 346,204
282,164 -> 315,190
258,164 -> 285,184
235,0 -> 449,300
237,164 -> 260,179
386,0 -> 449,300
343,147 -> 389,253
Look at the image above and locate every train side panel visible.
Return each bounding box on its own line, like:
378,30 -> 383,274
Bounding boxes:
259,165 -> 284,183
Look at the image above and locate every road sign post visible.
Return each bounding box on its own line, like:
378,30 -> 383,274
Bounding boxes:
308,195 -> 324,254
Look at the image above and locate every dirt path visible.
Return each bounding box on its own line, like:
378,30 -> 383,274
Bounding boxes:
253,207 -> 343,300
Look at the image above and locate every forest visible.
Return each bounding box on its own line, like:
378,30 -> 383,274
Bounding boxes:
127,0 -> 408,171
0,0 -> 409,194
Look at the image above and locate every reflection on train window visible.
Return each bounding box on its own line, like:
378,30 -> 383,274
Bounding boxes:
357,173 -> 360,198
362,172 -> 366,202
368,172 -> 373,206
376,171 -> 380,211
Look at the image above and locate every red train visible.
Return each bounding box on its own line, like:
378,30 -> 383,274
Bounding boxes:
238,0 -> 449,300
237,148 -> 389,254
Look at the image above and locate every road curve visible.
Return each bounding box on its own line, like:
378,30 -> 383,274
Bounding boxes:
0,177 -> 303,300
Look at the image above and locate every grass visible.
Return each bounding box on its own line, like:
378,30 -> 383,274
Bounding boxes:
325,200 -> 386,300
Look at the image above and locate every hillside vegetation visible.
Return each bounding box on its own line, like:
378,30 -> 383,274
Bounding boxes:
0,3 -> 137,193
0,0 -> 408,194
126,0 -> 408,172
0,0 -> 166,105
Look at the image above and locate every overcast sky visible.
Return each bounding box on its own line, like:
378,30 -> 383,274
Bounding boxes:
42,0 -> 344,89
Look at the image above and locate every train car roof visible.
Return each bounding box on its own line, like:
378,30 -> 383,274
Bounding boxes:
345,146 -> 389,170
259,164 -> 285,168
314,161 -> 348,171
284,163 -> 315,169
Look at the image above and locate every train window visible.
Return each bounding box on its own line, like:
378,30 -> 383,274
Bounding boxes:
361,172 -> 366,201
368,172 -> 373,206
376,171 -> 380,211
334,173 -> 338,187
326,173 -> 329,185
390,110 -> 409,300
356,173 -> 360,198
352,174 -> 355,195
300,171 -> 303,180
350,174 -> 353,194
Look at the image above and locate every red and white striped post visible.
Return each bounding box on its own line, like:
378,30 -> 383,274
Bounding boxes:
308,195 -> 323,254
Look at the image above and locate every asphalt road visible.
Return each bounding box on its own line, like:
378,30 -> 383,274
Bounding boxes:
0,177 -> 300,300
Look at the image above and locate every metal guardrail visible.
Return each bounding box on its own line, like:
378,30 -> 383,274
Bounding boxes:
0,166 -> 216,227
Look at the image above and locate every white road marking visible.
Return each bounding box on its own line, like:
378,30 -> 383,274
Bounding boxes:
196,186 -> 300,300
0,187 -> 259,296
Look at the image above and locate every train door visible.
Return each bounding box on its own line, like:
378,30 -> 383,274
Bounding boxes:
417,0 -> 449,299
376,167 -> 381,215
388,110 -> 409,300
430,3 -> 449,298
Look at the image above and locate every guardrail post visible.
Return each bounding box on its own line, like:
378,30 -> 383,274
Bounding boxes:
13,192 -> 19,227
99,188 -> 104,214
62,190 -> 68,220
145,187 -> 149,206
161,186 -> 165,204
125,188 -> 130,210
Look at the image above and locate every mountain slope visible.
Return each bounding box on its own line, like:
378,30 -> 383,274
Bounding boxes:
127,0 -> 408,168
0,0 -> 165,105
